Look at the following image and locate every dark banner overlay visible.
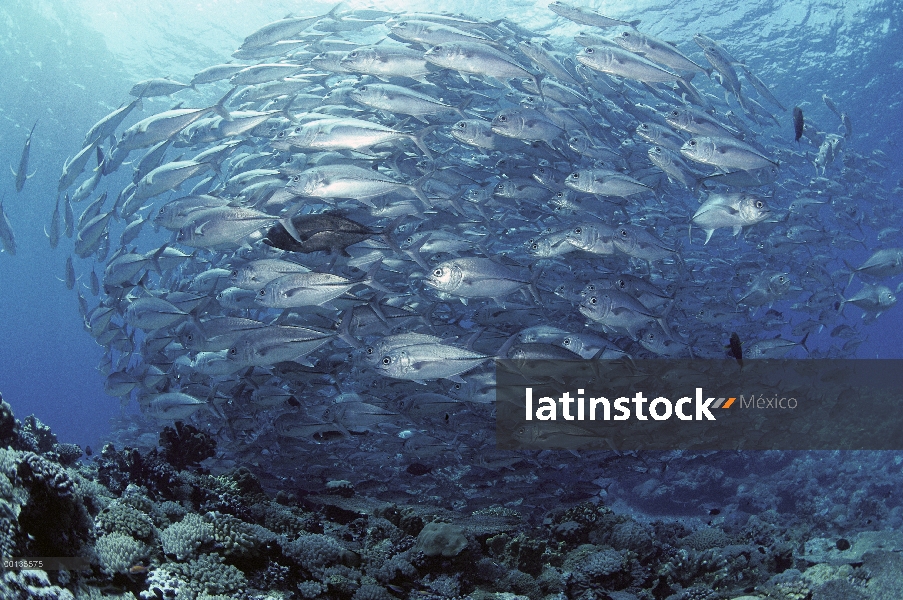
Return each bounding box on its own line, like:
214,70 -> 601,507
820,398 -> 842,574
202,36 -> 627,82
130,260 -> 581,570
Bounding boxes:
495,359 -> 903,451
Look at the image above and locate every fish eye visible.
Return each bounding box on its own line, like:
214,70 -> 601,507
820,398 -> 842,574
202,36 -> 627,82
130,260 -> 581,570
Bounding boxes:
229,347 -> 237,355
619,228 -> 628,237
158,207 -> 165,214
457,121 -> 466,128
498,115 -> 507,122
688,140 -> 696,146
454,383 -> 461,390
569,173 -> 579,179
258,289 -> 266,296
292,175 -> 300,182
647,332 -> 655,341
398,21 -> 406,26
230,269 -> 238,277
537,167 -> 546,174
562,338 -> 571,346
406,236 -> 413,244
574,227 -> 582,234
671,110 -> 679,116
652,147 -> 661,154
433,268 -> 442,277
531,243 -> 539,250
556,191 -> 564,198
366,347 -> 373,354
349,51 -> 357,57
590,296 -> 597,304
621,31 -> 630,37
756,200 -> 764,208
382,357 -> 391,365
617,279 -> 626,289
585,47 -> 594,54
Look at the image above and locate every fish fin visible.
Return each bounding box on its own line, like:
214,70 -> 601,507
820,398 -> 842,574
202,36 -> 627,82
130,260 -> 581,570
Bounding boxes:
447,375 -> 466,385
362,258 -> 391,293
8,165 -> 16,178
279,214 -> 304,243
212,87 -> 236,121
703,229 -> 714,244
410,172 -> 433,210
842,259 -> 856,287
495,332 -> 519,359
732,225 -> 742,236
411,125 -> 438,159
629,19 -> 642,27
147,244 -> 167,275
206,400 -> 226,420
402,233 -> 431,268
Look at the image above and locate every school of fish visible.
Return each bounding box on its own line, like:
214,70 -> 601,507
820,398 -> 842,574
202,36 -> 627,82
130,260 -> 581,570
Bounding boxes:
10,2 -> 899,488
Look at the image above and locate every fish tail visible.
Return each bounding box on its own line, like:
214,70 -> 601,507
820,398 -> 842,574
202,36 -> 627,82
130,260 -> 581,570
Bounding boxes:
527,264 -> 543,305
842,259 -> 856,287
212,87 -> 236,121
531,73 -> 545,99
495,332 -> 519,359
337,309 -> 362,349
405,234 -> 431,270
656,302 -> 676,340
362,258 -> 391,294
148,244 -> 168,275
410,173 -> 433,210
411,125 -> 438,159
368,294 -> 390,327
455,94 -> 474,120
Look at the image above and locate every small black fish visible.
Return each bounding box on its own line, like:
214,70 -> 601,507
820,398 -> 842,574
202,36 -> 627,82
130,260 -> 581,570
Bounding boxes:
792,106 -> 804,143
406,463 -> 432,476
728,332 -> 743,367
85,445 -> 92,456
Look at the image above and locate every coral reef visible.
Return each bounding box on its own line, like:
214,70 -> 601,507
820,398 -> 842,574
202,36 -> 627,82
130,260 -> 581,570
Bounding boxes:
159,422 -> 217,471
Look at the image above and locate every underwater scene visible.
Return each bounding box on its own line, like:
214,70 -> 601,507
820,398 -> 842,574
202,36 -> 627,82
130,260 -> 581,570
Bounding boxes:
0,0 -> 902,598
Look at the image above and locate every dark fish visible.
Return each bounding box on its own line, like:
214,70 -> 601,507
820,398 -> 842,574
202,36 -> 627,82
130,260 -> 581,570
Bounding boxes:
406,463 -> 433,476
11,120 -> 38,193
728,332 -> 743,367
792,106 -> 804,142
263,213 -> 375,256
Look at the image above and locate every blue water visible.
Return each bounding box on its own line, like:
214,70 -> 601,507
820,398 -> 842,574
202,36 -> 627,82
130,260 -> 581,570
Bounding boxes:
0,0 -> 901,457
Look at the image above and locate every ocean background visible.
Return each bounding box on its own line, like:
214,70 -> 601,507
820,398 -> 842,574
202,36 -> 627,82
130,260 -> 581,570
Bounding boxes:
0,0 -> 901,454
